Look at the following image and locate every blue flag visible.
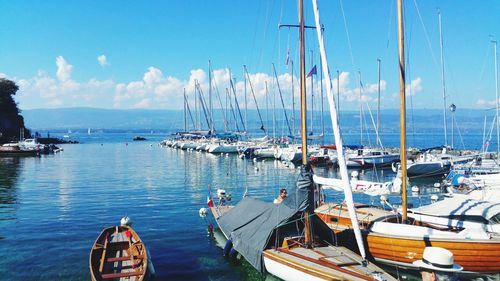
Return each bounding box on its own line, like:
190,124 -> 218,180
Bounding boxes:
307,65 -> 317,77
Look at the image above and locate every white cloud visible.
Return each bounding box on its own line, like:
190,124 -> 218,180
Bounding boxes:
7,57 -> 404,110
56,56 -> 73,82
406,77 -> 423,96
97,55 -> 109,66
476,99 -> 497,108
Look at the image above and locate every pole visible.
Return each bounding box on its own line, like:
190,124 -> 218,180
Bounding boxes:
439,10 -> 448,147
183,88 -> 187,131
298,0 -> 311,246
493,40 -> 499,158
337,70 -> 340,119
292,60 -> 295,141
377,59 -> 381,147
397,0 -> 408,222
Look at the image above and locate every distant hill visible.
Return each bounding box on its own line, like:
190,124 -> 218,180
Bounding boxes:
21,107 -> 493,134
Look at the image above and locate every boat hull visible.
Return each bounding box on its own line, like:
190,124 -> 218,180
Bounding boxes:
89,225 -> 153,281
364,232 -> 500,273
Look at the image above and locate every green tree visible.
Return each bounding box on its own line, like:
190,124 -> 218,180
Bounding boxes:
0,78 -> 30,143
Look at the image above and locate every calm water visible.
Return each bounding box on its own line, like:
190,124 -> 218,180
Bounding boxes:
0,132 -> 490,280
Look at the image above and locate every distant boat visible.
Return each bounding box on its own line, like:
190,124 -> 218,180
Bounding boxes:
133,136 -> 147,141
88,128 -> 91,135
89,218 -> 154,281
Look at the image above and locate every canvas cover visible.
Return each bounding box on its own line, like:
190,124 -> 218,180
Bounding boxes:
216,166 -> 333,272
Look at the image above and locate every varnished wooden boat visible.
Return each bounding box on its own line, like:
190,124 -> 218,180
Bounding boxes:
315,202 -> 500,273
210,205 -> 396,281
89,225 -> 153,281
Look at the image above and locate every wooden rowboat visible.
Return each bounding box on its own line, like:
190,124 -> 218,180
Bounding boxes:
316,202 -> 500,273
89,224 -> 153,281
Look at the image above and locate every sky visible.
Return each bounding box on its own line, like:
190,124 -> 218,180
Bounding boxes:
0,0 -> 499,112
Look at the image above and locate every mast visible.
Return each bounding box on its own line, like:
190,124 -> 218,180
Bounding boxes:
377,59 -> 382,147
337,70 -> 340,118
298,0 -> 311,246
244,66 -> 248,135
310,50 -> 314,136
312,0 -> 366,260
438,10 -> 448,147
320,54 -> 324,144
183,88 -> 187,132
358,71 -> 363,145
493,40 -> 499,158
209,60 -> 214,134
292,60 -> 296,141
397,0 -> 408,222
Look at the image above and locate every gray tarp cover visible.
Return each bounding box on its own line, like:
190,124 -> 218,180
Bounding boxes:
216,167 -> 321,272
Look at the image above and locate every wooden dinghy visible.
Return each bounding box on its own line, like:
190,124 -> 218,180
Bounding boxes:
316,202 -> 500,273
89,220 -> 153,281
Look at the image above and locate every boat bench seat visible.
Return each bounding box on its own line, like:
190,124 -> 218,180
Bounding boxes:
101,270 -> 144,279
107,255 -> 145,262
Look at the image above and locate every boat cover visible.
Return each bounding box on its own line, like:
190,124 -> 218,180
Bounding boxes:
216,166 -> 334,272
410,197 -> 500,222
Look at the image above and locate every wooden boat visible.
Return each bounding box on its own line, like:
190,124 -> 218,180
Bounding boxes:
315,202 -> 500,273
89,223 -> 153,281
210,204 -> 396,281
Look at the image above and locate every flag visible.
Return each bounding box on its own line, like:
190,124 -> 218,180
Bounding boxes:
285,48 -> 290,65
207,189 -> 214,208
307,65 -> 317,78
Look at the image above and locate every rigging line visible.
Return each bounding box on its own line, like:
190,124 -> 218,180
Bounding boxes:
365,102 -> 384,149
477,42 -> 493,91
244,65 -> 267,134
196,81 -> 211,129
454,114 -> 466,150
339,0 -> 357,72
226,88 -> 240,132
213,69 -> 228,130
412,0 -> 440,70
184,92 -> 196,130
273,63 -> 293,137
230,77 -> 246,132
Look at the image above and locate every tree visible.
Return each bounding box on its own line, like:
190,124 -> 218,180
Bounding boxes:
0,78 -> 30,143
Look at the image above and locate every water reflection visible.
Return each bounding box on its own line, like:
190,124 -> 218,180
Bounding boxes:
0,157 -> 22,222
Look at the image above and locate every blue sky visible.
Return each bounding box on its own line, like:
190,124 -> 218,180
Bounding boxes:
0,0 -> 499,111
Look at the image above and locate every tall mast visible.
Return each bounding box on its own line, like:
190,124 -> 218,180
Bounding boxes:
377,59 -> 382,147
183,88 -> 187,132
209,60 -> 214,134
320,55 -> 324,144
337,70 -> 340,118
310,50 -> 314,136
397,0 -> 408,222
292,60 -> 296,141
438,10 -> 448,147
298,0 -> 311,246
358,71 -> 363,145
312,0 -> 366,260
493,40 -> 499,158
244,66 -> 248,135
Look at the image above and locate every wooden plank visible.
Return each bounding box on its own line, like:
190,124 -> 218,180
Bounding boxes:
101,270 -> 144,279
106,255 -> 145,262
98,234 -> 109,273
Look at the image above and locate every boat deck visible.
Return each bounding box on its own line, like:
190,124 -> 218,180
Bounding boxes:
264,245 -> 396,281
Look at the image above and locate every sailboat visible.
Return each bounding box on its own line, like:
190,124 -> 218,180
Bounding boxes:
315,2 -> 500,275
208,1 -> 395,280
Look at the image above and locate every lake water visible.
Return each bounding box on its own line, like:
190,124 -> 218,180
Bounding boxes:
0,132 -> 491,280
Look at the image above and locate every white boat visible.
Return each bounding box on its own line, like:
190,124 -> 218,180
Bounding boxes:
346,148 -> 399,168
207,142 -> 239,154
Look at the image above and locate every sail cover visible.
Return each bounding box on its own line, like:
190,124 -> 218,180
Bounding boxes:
216,167 -> 333,272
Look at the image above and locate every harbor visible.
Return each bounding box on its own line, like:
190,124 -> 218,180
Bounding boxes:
1,0 -> 500,280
